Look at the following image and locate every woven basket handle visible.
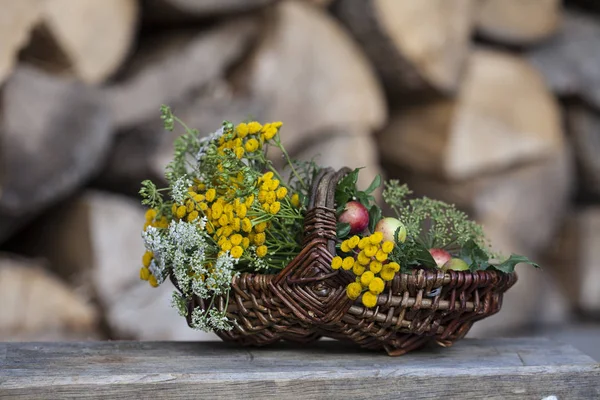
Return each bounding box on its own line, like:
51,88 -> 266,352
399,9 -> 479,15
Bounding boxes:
303,167 -> 351,256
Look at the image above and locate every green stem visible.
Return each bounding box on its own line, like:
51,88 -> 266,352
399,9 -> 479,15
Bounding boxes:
274,136 -> 306,190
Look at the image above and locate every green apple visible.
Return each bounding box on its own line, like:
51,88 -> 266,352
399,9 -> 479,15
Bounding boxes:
443,258 -> 469,271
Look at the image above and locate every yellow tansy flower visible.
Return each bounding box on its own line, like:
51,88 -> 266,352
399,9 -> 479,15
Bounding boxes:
353,262 -> 365,276
256,245 -> 268,258
388,262 -> 400,272
221,240 -> 232,252
364,245 -> 377,258
211,202 -> 223,219
369,261 -> 383,274
342,257 -> 355,270
149,275 -> 159,288
142,251 -> 153,268
346,282 -> 362,300
291,193 -> 300,207
375,250 -> 388,262
269,202 -> 281,214
269,179 -> 280,191
357,251 -> 371,266
245,138 -> 259,152
348,235 -> 360,249
236,122 -> 249,138
380,266 -> 396,282
241,218 -> 252,232
369,232 -> 384,245
254,222 -> 267,233
254,232 -> 266,246
230,234 -> 243,246
242,237 -> 250,249
245,195 -> 254,207
258,190 -> 268,203
145,209 -> 157,222
381,241 -> 394,254
248,121 -> 262,134
331,256 -> 343,270
358,237 -> 370,250
218,214 -> 228,227
140,266 -> 150,281
235,147 -> 245,159
205,188 -> 216,202
232,217 -> 241,232
340,241 -> 351,253
369,277 -> 385,295
176,205 -> 187,219
231,246 -> 243,259
236,204 -> 247,218
362,291 -> 378,308
360,271 -> 375,287
276,187 -> 287,200
266,191 -> 276,204
187,210 -> 199,222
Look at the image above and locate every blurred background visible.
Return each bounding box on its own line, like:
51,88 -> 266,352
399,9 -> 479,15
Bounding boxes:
1,0 -> 599,359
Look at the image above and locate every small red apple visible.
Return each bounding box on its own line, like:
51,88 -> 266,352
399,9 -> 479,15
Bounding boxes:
338,201 -> 369,234
429,248 -> 451,269
374,217 -> 407,243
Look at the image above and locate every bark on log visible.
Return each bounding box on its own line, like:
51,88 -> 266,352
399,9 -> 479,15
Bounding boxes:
380,49 -> 564,181
476,0 -> 561,45
0,254 -> 98,341
0,0 -> 42,85
232,0 -> 386,153
105,17 -> 261,129
333,0 -> 476,96
567,103 -> 600,199
142,0 -> 276,25
527,10 -> 600,110
21,0 -> 139,84
0,66 -> 113,243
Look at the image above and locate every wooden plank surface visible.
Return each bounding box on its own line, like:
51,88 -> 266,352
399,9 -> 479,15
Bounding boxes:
0,338 -> 598,399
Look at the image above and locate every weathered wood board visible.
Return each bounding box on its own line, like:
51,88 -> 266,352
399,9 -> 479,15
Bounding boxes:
0,338 -> 598,399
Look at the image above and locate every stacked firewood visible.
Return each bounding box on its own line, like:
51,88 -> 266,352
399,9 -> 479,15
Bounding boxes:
0,0 -> 599,341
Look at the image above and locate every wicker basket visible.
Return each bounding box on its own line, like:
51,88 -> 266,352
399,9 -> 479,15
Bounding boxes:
171,167 -> 517,356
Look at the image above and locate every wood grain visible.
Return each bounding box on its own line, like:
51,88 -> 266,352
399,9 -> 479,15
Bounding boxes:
0,338 -> 598,399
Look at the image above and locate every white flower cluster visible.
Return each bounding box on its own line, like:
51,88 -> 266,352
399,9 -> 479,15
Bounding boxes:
191,305 -> 232,332
171,176 -> 193,204
143,217 -> 237,332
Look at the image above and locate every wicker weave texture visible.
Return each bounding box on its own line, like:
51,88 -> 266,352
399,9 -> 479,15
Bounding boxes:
176,168 -> 517,356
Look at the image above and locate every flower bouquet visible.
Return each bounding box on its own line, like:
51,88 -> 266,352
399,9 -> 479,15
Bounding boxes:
139,106 -> 538,356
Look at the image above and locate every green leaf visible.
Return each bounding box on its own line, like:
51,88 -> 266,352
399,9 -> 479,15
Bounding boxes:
368,205 -> 382,234
336,222 -> 351,239
460,239 -> 490,272
335,168 -> 361,212
365,174 -> 381,194
412,243 -> 437,268
355,192 -> 371,209
492,254 -> 540,274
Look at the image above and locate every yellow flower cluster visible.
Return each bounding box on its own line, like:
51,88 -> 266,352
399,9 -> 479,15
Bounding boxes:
331,232 -> 400,308
143,208 -> 168,230
217,121 -> 283,158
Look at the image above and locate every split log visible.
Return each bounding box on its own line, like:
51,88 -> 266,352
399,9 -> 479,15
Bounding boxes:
142,0 -> 276,25
332,0 -> 476,96
0,0 -> 42,85
105,17 -> 261,129
566,103 -> 600,199
0,254 -> 98,341
527,10 -> 600,110
379,49 -> 564,181
0,66 -> 113,243
233,0 -> 386,153
8,191 -> 217,340
476,0 -> 561,45
21,0 -> 139,84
